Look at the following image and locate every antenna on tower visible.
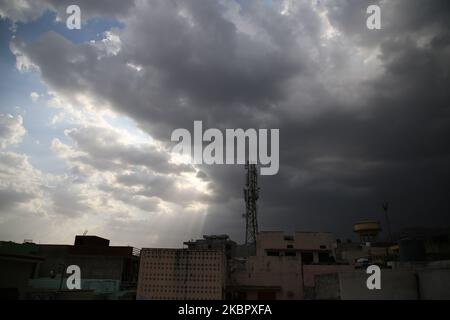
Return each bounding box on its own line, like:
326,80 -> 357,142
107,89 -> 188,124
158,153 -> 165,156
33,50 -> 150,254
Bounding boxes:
244,162 -> 259,248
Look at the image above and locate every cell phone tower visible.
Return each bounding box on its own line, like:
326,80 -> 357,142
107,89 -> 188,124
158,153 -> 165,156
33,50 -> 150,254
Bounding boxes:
244,162 -> 259,247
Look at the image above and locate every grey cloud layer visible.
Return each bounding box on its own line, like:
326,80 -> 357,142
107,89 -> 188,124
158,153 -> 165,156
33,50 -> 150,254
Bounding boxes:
0,0 -> 135,22
2,0 -> 450,243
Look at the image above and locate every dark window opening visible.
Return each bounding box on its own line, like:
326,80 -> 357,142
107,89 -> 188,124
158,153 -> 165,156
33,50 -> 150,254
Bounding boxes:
285,251 -> 296,257
319,252 -> 332,263
301,252 -> 314,264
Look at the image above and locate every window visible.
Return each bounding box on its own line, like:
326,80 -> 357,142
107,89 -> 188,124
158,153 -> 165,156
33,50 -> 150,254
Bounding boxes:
267,251 -> 280,257
319,252 -> 331,263
301,252 -> 314,264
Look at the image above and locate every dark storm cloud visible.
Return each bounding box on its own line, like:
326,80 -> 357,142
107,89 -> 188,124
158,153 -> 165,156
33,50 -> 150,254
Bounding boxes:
324,0 -> 450,37
6,0 -> 450,242
263,20 -> 450,239
10,0 -> 308,138
200,0 -> 450,240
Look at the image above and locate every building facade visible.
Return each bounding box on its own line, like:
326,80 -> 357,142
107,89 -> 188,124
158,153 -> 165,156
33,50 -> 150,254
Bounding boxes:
227,231 -> 350,299
0,241 -> 44,299
137,248 -> 225,300
0,236 -> 140,300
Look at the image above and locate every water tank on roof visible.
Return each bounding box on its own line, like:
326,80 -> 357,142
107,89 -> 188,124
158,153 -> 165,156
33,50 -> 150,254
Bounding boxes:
353,220 -> 381,243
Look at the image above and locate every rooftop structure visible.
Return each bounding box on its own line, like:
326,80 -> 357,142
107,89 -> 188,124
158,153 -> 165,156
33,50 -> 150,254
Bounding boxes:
353,220 -> 381,244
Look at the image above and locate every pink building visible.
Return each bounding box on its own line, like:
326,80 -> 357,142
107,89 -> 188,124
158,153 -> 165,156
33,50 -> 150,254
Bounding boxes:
228,231 -> 352,299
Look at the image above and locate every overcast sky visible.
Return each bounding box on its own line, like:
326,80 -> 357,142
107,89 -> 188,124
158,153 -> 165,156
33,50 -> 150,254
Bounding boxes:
0,0 -> 449,247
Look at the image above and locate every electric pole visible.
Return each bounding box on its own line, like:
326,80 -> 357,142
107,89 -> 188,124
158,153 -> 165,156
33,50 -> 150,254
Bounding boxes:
244,163 -> 259,247
382,201 -> 393,243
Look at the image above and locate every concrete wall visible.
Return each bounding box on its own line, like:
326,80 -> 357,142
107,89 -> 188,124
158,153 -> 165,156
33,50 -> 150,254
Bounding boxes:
256,232 -> 285,256
256,231 -> 335,257
260,265 -> 450,300
418,269 -> 450,300
302,265 -> 353,299
315,273 -> 340,300
303,265 -> 353,287
37,245 -> 69,278
231,255 -> 303,300
294,232 -> 335,251
66,255 -> 125,280
339,269 -> 419,300
314,266 -> 450,300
